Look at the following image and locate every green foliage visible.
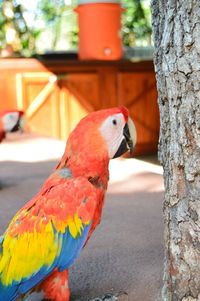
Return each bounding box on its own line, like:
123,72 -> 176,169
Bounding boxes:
0,0 -> 43,56
37,0 -> 65,23
37,0 -> 78,49
37,0 -> 66,48
122,0 -> 152,46
0,0 -> 77,56
0,0 -> 151,57
70,27 -> 79,48
0,2 -> 7,49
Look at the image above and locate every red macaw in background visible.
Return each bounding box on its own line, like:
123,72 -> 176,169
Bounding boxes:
0,110 -> 25,142
0,107 -> 136,301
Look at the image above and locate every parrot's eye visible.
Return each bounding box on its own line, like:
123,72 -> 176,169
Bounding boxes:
99,113 -> 126,159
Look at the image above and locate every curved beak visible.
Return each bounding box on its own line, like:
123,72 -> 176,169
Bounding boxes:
113,117 -> 137,158
124,117 -> 137,153
11,114 -> 25,133
19,115 -> 25,132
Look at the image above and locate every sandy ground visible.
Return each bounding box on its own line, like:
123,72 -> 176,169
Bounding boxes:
0,133 -> 164,301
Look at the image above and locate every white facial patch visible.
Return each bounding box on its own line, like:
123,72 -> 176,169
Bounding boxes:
2,112 -> 19,132
99,113 -> 125,159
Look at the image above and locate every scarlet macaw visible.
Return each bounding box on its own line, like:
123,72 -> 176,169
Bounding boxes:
0,110 -> 25,142
0,107 -> 136,301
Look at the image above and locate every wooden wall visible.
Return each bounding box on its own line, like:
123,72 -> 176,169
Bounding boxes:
0,58 -> 159,155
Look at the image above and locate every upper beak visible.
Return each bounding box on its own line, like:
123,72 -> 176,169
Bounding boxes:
113,117 -> 137,158
11,115 -> 25,133
19,115 -> 25,132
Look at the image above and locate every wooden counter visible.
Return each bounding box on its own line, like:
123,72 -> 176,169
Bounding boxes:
0,58 -> 159,155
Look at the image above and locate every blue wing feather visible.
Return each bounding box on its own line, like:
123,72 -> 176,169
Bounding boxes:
0,222 -> 91,301
0,168 -> 95,300
58,223 -> 90,272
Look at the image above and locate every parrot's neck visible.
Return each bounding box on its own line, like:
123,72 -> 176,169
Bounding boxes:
57,152 -> 110,188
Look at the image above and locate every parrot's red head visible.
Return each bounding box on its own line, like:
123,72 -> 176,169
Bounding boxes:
58,107 -> 136,178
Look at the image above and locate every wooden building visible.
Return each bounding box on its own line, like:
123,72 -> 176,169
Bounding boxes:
0,58 -> 159,155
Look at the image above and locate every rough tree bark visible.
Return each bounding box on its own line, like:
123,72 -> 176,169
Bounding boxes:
151,1 -> 200,300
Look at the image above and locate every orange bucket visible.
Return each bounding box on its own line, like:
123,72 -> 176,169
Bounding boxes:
75,3 -> 124,60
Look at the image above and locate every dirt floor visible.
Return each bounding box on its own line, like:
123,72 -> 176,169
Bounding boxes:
0,133 -> 164,301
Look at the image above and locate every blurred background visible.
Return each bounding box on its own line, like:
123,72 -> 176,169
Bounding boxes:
0,3 -> 163,300
0,0 -> 159,156
0,0 -> 152,57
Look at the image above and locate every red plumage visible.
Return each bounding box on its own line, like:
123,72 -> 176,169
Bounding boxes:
0,107 -> 135,301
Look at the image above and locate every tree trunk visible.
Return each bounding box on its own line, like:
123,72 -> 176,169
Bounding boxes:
151,1 -> 200,300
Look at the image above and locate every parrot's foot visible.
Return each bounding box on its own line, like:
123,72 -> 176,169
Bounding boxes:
86,291 -> 128,301
41,291 -> 127,301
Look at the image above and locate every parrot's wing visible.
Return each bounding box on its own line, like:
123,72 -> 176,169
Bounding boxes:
0,173 -> 98,300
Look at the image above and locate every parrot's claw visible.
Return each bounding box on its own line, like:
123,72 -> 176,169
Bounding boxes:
41,291 -> 128,301
87,291 -> 128,301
